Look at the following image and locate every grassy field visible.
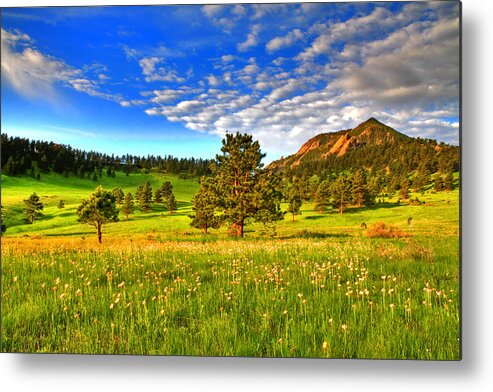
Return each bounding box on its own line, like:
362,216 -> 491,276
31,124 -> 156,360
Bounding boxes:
1,172 -> 460,359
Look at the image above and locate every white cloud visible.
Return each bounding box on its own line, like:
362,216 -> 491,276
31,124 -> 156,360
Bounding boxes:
237,24 -> 261,52
221,54 -> 235,63
138,56 -> 185,83
266,29 -> 304,53
207,74 -> 221,87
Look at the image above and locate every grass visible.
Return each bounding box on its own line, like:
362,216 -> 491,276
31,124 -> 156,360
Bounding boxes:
0,171 -> 460,359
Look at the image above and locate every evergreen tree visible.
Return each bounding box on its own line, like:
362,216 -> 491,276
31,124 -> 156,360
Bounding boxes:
209,132 -> 284,237
314,180 -> 331,212
166,192 -> 177,213
111,187 -> 125,204
367,174 -> 383,203
351,169 -> 371,207
189,177 -> 221,233
160,181 -> 173,199
136,181 -> 153,212
330,174 -> 352,213
122,192 -> 135,220
154,188 -> 164,204
57,199 -> 65,209
4,156 -> 15,176
444,170 -> 454,191
286,179 -> 303,221
76,186 -> 119,244
399,178 -> 410,200
413,164 -> 431,193
1,205 -> 6,234
434,175 -> 445,192
23,193 -> 44,224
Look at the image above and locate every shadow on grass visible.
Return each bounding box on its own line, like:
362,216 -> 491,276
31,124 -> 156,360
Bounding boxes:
320,203 -> 405,215
280,231 -> 351,239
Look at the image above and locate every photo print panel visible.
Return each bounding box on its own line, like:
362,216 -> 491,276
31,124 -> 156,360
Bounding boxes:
1,1 -> 461,359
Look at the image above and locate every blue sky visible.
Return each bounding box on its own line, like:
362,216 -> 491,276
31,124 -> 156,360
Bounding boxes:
1,2 -> 460,162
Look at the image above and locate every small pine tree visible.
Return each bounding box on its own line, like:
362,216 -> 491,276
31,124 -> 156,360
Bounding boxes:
111,188 -> 125,204
1,205 -> 6,234
330,174 -> 352,213
314,180 -> 331,212
57,199 -> 65,209
434,176 -> 445,192
154,188 -> 164,204
189,177 -> 221,233
23,193 -> 44,224
444,171 -> 454,191
76,186 -> 119,244
136,181 -> 153,212
91,171 -> 98,182
122,192 -> 135,220
351,169 -> 371,207
160,181 -> 173,199
286,181 -> 303,222
399,178 -> 410,200
166,193 -> 177,213
4,156 -> 15,176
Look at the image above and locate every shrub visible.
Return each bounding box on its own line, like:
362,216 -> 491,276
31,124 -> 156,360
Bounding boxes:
365,222 -> 409,238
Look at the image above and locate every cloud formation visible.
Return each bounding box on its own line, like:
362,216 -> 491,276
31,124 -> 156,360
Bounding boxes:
1,28 -> 120,103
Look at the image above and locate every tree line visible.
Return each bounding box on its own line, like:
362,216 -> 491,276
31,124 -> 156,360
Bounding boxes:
1,133 -> 212,178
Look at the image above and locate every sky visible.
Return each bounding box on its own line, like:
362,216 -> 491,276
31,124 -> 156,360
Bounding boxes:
1,1 -> 460,163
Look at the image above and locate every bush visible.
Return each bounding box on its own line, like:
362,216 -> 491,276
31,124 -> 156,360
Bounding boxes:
365,222 -> 409,238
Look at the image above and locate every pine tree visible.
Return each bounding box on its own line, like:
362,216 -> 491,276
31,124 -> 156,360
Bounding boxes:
444,170 -> 454,191
4,156 -> 15,176
23,193 -> 44,224
399,178 -> 410,200
111,188 -> 125,204
1,205 -> 6,234
136,181 -> 153,212
160,181 -> 173,199
166,193 -> 177,213
286,179 -> 303,221
76,186 -> 119,244
351,169 -> 371,207
314,180 -> 331,212
154,188 -> 164,204
122,192 -> 135,220
434,176 -> 445,192
57,199 -> 65,209
330,174 -> 352,213
209,132 -> 284,237
189,177 -> 221,233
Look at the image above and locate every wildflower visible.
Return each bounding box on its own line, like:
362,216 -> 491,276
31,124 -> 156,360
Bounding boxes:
322,341 -> 328,350
341,324 -> 348,332
109,303 -> 114,309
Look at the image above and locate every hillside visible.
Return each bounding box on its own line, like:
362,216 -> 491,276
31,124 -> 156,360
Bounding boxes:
269,118 -> 459,176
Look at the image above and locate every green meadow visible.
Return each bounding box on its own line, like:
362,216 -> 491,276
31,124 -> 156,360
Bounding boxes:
1,171 -> 460,359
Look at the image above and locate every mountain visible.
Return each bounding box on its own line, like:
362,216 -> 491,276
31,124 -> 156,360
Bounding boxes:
268,118 -> 459,176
